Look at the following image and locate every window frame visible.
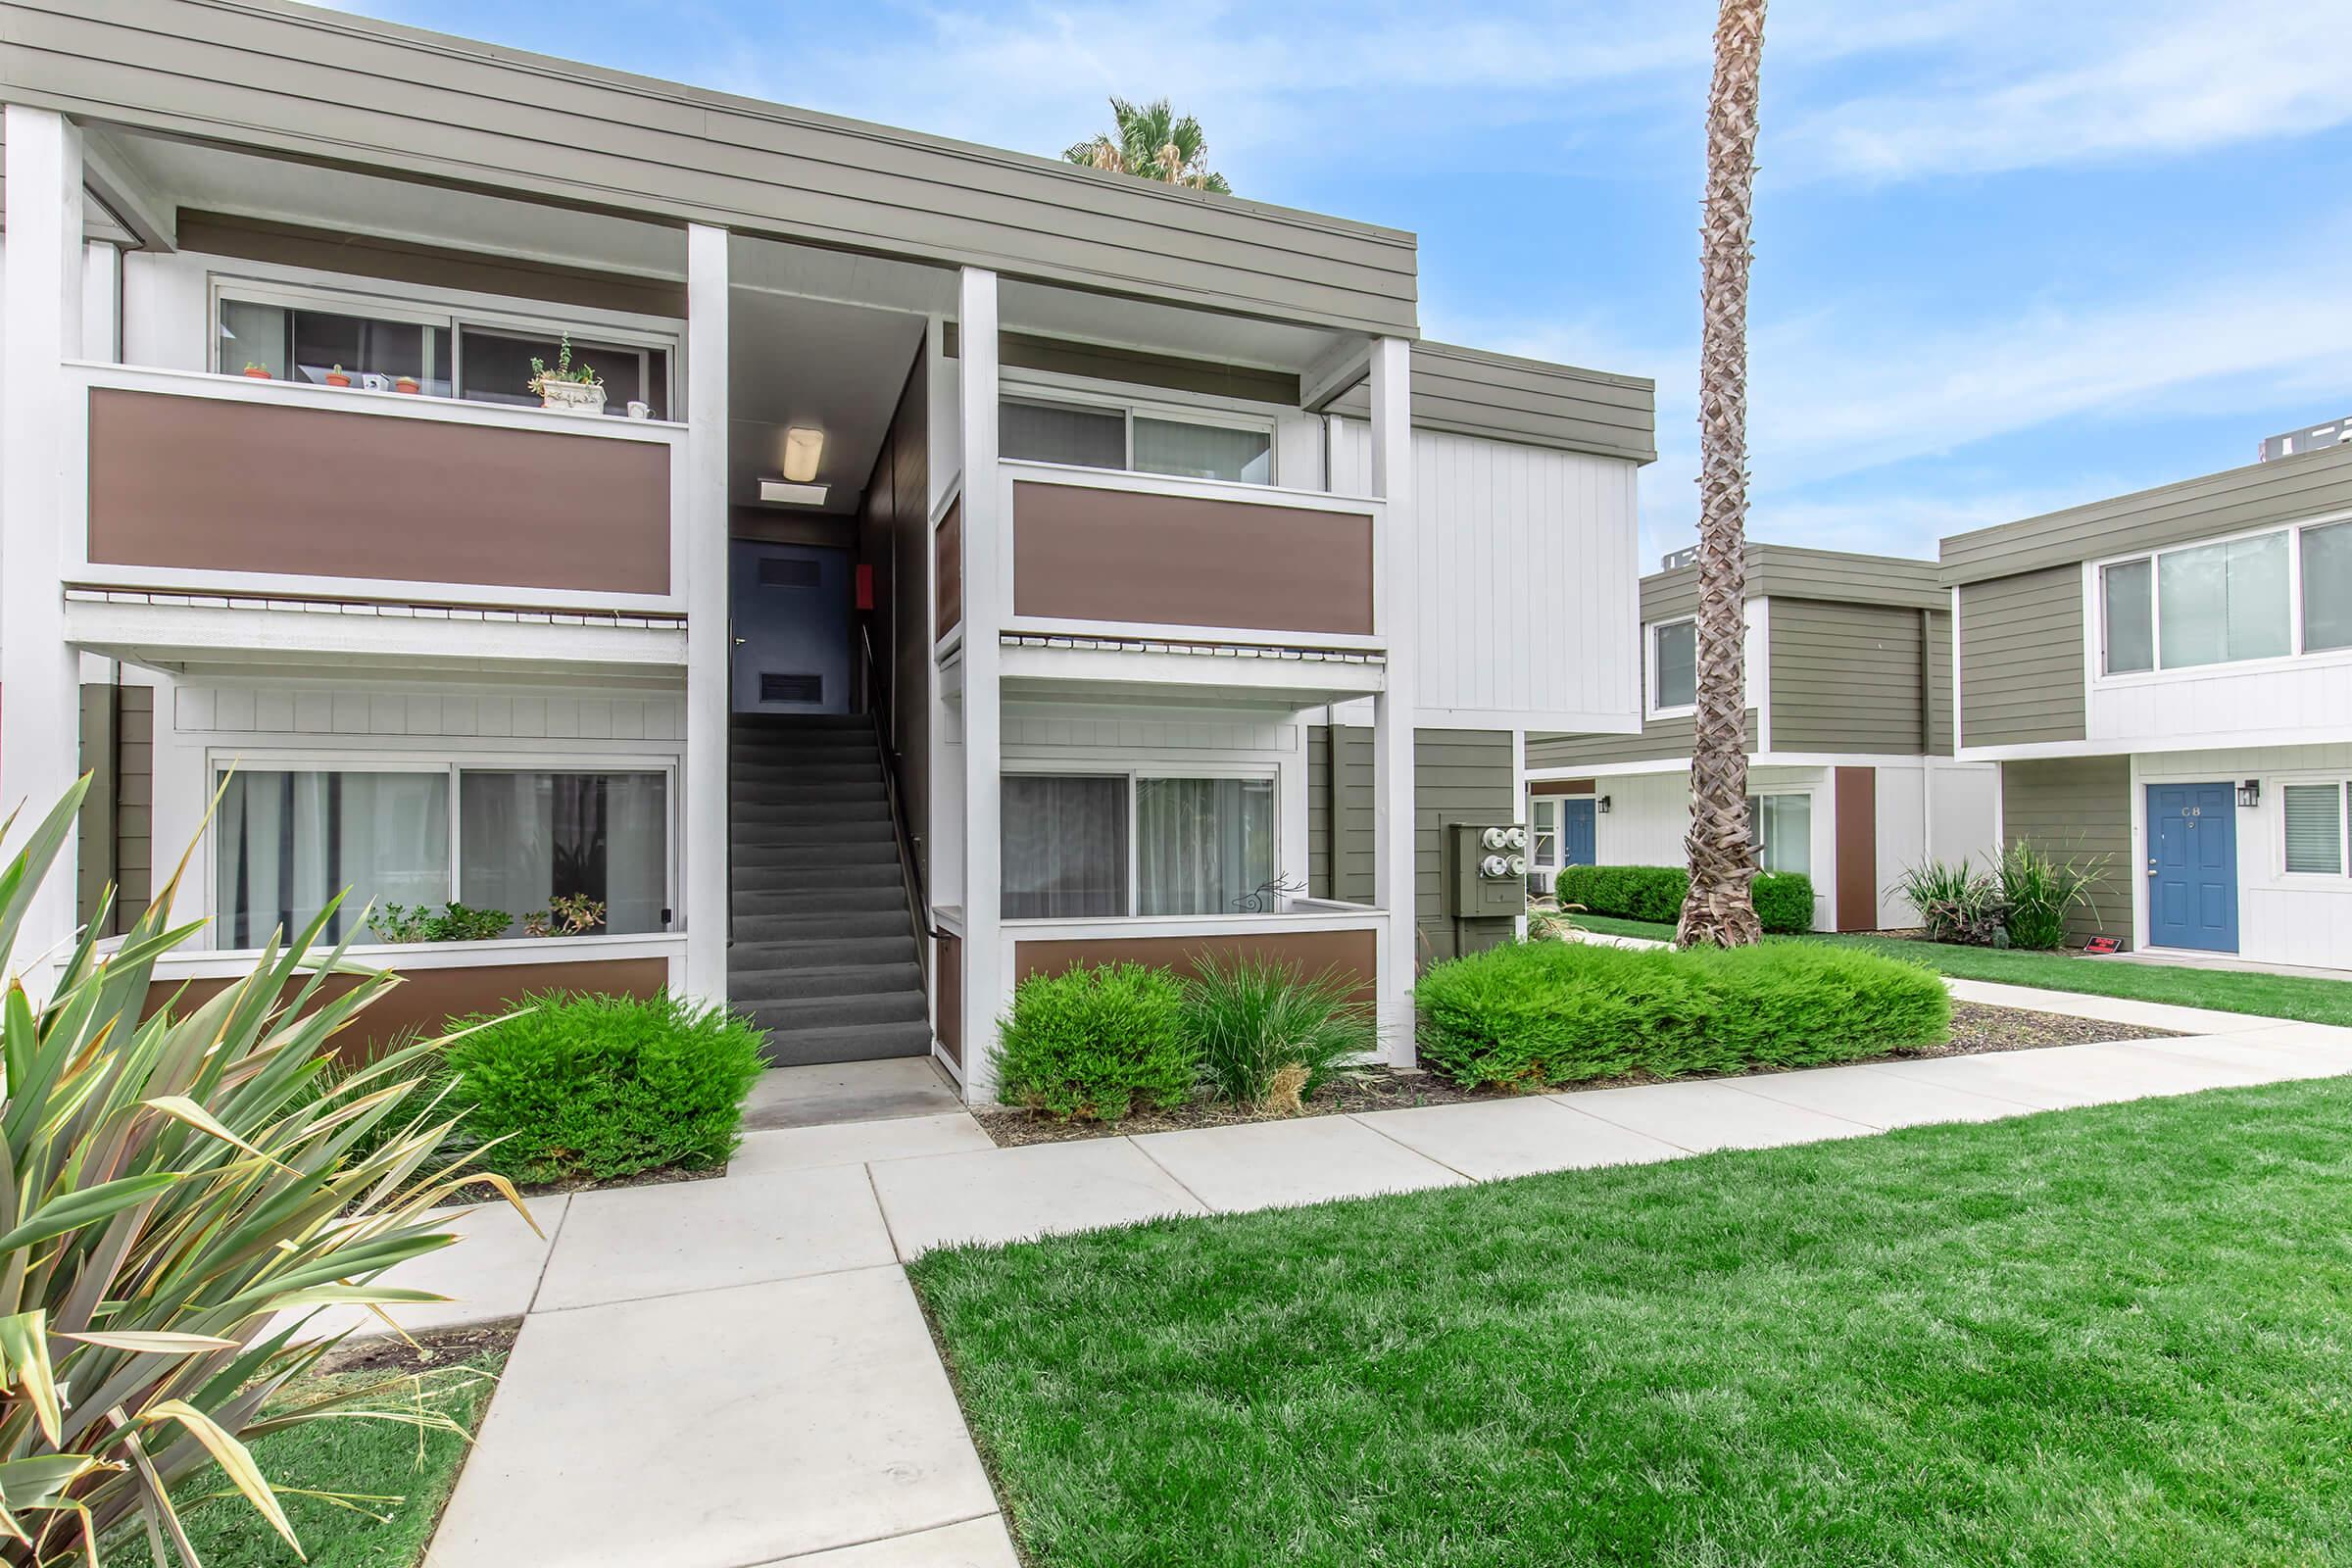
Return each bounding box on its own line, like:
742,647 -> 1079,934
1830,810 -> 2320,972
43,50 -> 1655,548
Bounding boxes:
203,750 -> 680,951
1743,788 -> 1817,877
208,273 -> 679,416
1000,760 -> 1282,920
1647,616 -> 1698,719
2092,513 -> 2352,682
996,372 -> 1281,488
2278,778 -> 2351,880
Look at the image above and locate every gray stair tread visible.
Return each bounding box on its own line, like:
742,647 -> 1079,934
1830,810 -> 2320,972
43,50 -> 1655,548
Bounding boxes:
757,1021 -> 933,1067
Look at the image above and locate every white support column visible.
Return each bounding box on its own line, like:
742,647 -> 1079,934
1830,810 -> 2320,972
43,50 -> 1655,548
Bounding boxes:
1367,335 -> 1417,1066
1,107 -> 87,976
955,268 -> 1004,1104
681,223 -> 731,1005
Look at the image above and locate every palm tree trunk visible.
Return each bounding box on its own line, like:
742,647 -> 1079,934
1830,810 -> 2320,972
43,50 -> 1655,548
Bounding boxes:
1679,0 -> 1769,950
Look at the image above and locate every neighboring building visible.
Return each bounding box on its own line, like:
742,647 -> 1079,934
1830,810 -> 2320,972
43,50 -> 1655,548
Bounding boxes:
1526,546 -> 1999,933
1944,438 -> 2352,967
0,0 -> 1652,1102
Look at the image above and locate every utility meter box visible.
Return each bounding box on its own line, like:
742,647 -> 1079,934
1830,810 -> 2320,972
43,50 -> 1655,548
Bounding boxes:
1447,821 -> 1529,918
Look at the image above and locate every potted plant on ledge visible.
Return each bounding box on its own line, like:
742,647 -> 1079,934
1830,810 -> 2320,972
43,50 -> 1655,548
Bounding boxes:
530,333 -> 606,416
241,361 -> 270,379
323,364 -> 352,389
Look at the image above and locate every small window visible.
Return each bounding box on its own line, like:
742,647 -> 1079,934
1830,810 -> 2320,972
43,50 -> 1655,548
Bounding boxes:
218,298 -> 451,395
2102,558 -> 2154,674
2304,520 -> 2352,654
1134,416 -> 1271,485
1002,775 -> 1128,917
1136,777 -> 1275,914
215,769 -> 451,947
1001,400 -> 1125,468
1745,792 -> 1813,876
2282,783 -> 2344,875
1653,619 -> 1697,710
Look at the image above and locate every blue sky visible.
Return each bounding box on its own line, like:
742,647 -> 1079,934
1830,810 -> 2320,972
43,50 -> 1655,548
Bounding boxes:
356,0 -> 2352,565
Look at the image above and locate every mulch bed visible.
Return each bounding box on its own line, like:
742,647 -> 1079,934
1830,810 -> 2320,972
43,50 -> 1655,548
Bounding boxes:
516,1162 -> 725,1200
976,1000 -> 2181,1148
314,1319 -> 520,1377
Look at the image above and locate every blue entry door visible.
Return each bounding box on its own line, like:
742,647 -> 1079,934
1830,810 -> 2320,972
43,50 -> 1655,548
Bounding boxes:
2146,782 -> 2238,953
730,542 -> 852,715
1561,799 -> 1597,867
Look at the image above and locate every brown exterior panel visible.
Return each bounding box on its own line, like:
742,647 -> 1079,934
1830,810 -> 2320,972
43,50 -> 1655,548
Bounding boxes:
1015,928 -> 1378,1004
934,931 -> 962,1066
1835,766 -> 1877,933
88,388 -> 671,596
1528,778 -> 1595,797
142,956 -> 670,1062
1012,480 -> 1375,636
934,498 -> 963,642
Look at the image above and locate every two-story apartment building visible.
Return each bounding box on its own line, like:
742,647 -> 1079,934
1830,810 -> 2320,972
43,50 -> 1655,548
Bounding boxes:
1524,545 -> 1998,932
0,0 -> 1653,1102
1945,437 -> 2352,968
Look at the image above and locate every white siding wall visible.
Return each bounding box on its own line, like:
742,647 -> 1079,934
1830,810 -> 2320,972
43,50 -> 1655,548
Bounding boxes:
1330,417 -> 1641,730
2136,742 -> 2352,970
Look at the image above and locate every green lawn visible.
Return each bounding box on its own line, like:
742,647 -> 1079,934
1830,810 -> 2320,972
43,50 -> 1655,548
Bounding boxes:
153,1349 -> 503,1568
913,1078 -> 2352,1567
1568,913 -> 2352,1027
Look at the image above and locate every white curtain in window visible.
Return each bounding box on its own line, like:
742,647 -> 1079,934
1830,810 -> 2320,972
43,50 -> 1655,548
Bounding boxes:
459,771 -> 669,935
1133,417 -> 1271,484
1137,777 -> 1275,915
1003,775 -> 1128,917
216,771 -> 450,947
2160,532 -> 2290,668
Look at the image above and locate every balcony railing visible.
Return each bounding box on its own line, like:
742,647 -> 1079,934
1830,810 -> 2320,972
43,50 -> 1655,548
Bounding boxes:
68,363 -> 687,612
996,461 -> 1385,647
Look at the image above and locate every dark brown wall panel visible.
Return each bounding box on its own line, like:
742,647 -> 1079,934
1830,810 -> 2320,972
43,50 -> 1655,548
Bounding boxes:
1012,481 -> 1375,636
88,388 -> 670,596
934,931 -> 962,1066
1528,778 -> 1595,797
1015,928 -> 1377,1004
934,498 -> 963,642
143,956 -> 670,1062
1835,766 -> 1877,933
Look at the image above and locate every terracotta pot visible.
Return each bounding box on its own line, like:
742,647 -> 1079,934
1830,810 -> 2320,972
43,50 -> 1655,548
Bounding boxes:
395,376 -> 420,395
241,367 -> 270,380
324,370 -> 352,389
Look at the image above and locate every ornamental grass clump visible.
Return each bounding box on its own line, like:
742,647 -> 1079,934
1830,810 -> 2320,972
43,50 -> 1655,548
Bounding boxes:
443,990 -> 765,1184
1180,956 -> 1376,1113
1999,842 -> 2108,953
1416,938 -> 1948,1090
993,962 -> 1191,1122
1897,856 -> 2008,947
0,780 -> 527,1566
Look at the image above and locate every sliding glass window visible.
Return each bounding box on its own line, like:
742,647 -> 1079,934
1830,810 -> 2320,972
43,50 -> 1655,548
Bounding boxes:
459,771 -> 670,936
1002,772 -> 1277,918
997,396 -> 1275,484
215,770 -> 450,947
2304,520 -> 2352,654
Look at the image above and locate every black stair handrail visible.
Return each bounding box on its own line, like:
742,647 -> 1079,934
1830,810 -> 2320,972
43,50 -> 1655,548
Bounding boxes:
858,621 -> 931,986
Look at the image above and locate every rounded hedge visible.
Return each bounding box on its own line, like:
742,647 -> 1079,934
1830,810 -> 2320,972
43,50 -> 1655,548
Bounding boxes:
993,961 -> 1194,1122
1557,864 -> 1817,935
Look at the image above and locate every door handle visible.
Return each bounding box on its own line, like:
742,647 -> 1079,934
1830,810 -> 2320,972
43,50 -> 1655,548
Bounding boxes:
733,636 -> 747,646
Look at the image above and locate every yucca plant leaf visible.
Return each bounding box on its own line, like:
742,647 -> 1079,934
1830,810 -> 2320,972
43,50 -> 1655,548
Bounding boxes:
0,1453 -> 104,1508
0,780 -> 88,969
0,1311 -> 63,1446
139,1398 -> 304,1555
0,1173 -> 181,1255
59,1330 -> 241,1354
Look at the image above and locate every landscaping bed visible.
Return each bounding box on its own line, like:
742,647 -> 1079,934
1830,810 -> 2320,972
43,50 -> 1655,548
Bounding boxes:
916,1075 -> 2352,1566
978,999 -> 2177,1145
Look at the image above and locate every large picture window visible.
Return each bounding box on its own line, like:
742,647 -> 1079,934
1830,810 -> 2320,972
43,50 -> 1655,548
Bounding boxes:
999,395 -> 1275,485
215,760 -> 671,947
2102,518 -> 2351,675
1002,771 -> 1276,919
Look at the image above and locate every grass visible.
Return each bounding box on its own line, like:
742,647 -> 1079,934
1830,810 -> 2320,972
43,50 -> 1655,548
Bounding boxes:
913,1077 -> 2352,1567
150,1349 -> 504,1568
1566,913 -> 2352,1027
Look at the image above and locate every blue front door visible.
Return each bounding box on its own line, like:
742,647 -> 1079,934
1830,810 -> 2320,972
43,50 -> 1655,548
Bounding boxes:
1561,799 -> 1596,867
2146,782 -> 2238,953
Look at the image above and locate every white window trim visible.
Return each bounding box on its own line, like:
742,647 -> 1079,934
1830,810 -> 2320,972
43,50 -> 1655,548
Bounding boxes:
209,271 -> 680,414
1001,760 -> 1282,921
998,372 -> 1280,487
2277,777 -> 2351,881
2090,512 -> 2352,684
1744,787 -> 1818,878
203,750 -> 680,951
1646,616 -> 1697,720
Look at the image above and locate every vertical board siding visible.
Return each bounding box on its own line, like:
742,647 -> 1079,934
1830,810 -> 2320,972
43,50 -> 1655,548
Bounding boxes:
1928,610 -> 1956,756
2001,757 -> 2133,945
1306,723 -> 1377,903
1958,567 -> 2086,748
170,685 -> 684,740
1306,725 -> 1516,960
1769,599 -> 1931,755
76,683 -> 153,933
1329,418 -> 1642,723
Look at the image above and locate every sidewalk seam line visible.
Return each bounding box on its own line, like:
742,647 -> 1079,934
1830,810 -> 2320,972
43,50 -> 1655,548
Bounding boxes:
1121,1135 -> 1218,1214
529,1258 -> 906,1317
754,1511 -> 1003,1567
865,1160 -> 907,1262
521,1193 -> 575,1317
1343,1112 -> 1479,1183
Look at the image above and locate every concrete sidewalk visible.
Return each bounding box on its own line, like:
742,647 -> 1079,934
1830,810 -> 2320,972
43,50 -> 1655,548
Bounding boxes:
404,989 -> 2352,1568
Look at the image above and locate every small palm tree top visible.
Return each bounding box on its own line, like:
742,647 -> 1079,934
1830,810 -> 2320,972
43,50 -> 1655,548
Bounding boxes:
1063,96 -> 1232,194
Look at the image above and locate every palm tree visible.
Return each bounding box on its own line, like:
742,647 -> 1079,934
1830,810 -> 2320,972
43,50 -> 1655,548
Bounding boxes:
1678,0 -> 1769,950
1062,97 -> 1232,194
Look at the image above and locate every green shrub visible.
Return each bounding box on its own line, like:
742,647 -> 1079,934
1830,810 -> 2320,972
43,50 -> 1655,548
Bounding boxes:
445,990 -> 765,1182
1182,956 -> 1377,1111
1999,841 -> 2109,952
994,962 -> 1194,1121
1416,939 -> 1949,1089
1558,863 -> 1815,933
369,900 -> 514,943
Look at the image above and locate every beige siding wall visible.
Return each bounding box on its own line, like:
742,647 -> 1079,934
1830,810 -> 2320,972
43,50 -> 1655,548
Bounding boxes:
1769,599 -> 1934,755
1958,567 -> 2085,747
1306,726 -> 1519,962
2001,757 -> 2133,946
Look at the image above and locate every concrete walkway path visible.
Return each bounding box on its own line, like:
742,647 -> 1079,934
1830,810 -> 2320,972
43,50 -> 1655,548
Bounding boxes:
402,991 -> 2352,1568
